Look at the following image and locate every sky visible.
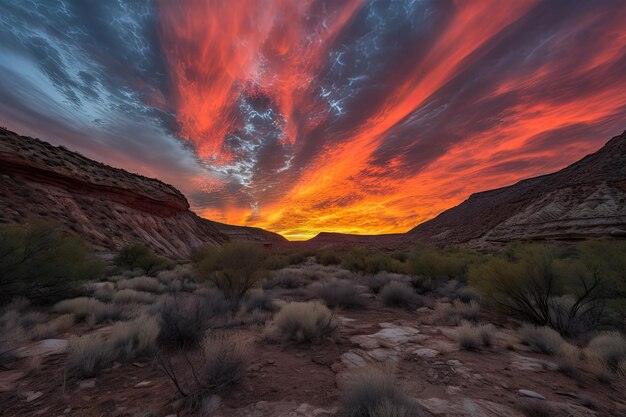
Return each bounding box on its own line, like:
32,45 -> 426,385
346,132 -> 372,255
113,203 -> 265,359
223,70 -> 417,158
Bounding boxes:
0,0 -> 625,240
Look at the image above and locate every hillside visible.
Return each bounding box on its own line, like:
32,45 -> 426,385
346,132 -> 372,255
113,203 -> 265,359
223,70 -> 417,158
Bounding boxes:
0,128 -> 284,258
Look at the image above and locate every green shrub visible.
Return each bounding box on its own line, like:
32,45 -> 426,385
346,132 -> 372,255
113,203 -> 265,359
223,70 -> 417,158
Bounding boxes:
341,248 -> 393,274
115,245 -> 174,276
316,251 -> 342,266
469,243 -> 621,336
407,245 -> 475,280
194,241 -> 268,301
268,301 -> 336,344
0,223 -> 104,304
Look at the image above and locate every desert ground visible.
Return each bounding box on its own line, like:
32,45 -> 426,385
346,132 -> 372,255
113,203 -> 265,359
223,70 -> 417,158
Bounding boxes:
1,234 -> 625,417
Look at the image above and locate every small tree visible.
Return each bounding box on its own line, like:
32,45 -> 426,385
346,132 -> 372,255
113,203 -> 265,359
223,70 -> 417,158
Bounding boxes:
115,244 -> 174,276
194,241 -> 267,302
0,222 -> 104,304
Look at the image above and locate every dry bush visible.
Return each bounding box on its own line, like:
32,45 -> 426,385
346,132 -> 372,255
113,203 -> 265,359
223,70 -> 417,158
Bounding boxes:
241,289 -> 276,314
456,322 -> 496,350
54,297 -> 121,323
0,311 -> 27,366
342,368 -> 428,417
454,286 -> 481,304
157,294 -> 229,347
93,283 -> 116,301
263,268 -> 312,289
267,301 -> 337,344
557,343 -> 583,377
380,281 -> 424,309
19,311 -> 49,329
454,299 -> 481,321
157,264 -> 194,284
108,316 -> 160,361
115,244 -> 174,276
113,289 -> 156,305
309,279 -> 367,309
66,334 -> 114,378
362,272 -> 409,295
199,332 -> 249,393
518,324 -> 564,355
584,331 -> 626,375
117,276 -> 163,293
31,314 -> 74,340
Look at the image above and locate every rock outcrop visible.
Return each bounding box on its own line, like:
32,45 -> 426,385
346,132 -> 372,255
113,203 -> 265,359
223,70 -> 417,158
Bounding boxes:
0,128 -> 285,258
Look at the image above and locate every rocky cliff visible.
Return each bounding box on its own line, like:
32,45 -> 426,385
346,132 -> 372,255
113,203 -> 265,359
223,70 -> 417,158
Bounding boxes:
405,130 -> 626,247
0,128 -> 285,258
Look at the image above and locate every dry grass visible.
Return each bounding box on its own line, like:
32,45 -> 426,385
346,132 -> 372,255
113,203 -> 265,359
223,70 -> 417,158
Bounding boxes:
199,332 -> 249,393
456,321 -> 496,350
117,276 -> 163,293
309,279 -> 367,309
362,272 -> 409,294
31,314 -> 74,340
430,300 -> 479,326
379,281 -> 424,309
584,331 -> 626,378
267,301 -> 337,344
518,324 -> 564,355
108,316 -> 160,361
113,289 -> 156,305
342,368 -> 428,417
241,289 -> 276,314
66,334 -> 114,378
54,297 -> 122,323
93,283 -> 116,301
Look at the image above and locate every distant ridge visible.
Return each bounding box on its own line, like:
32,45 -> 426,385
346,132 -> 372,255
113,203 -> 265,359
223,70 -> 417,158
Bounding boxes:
0,128 -> 285,258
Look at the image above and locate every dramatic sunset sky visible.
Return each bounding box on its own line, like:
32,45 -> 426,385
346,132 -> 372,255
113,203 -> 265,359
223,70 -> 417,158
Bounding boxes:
1,1 -> 625,239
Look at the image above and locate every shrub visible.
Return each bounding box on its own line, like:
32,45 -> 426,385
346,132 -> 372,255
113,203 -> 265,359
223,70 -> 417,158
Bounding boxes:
113,289 -> 156,305
108,316 -> 160,361
363,272 -> 408,294
584,331 -> 626,373
456,322 -> 495,350
0,311 -> 27,365
309,279 -> 367,309
454,299 -> 480,321
407,245 -> 475,280
0,223 -> 104,304
157,294 -> 228,347
316,251 -> 342,266
469,243 -> 620,336
518,324 -> 564,355
454,286 -> 481,304
117,276 -> 163,293
31,314 -> 74,340
93,283 -> 116,301
263,269 -> 309,289
195,241 -> 267,301
557,343 -> 583,377
54,297 -> 121,323
342,368 -> 427,417
115,244 -> 174,276
199,332 -> 249,393
341,248 -> 393,274
242,289 -> 276,313
380,281 -> 423,309
66,334 -> 114,378
268,301 -> 336,344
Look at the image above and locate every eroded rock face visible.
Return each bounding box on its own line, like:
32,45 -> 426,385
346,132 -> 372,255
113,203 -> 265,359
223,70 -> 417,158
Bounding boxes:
0,128 -> 286,258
